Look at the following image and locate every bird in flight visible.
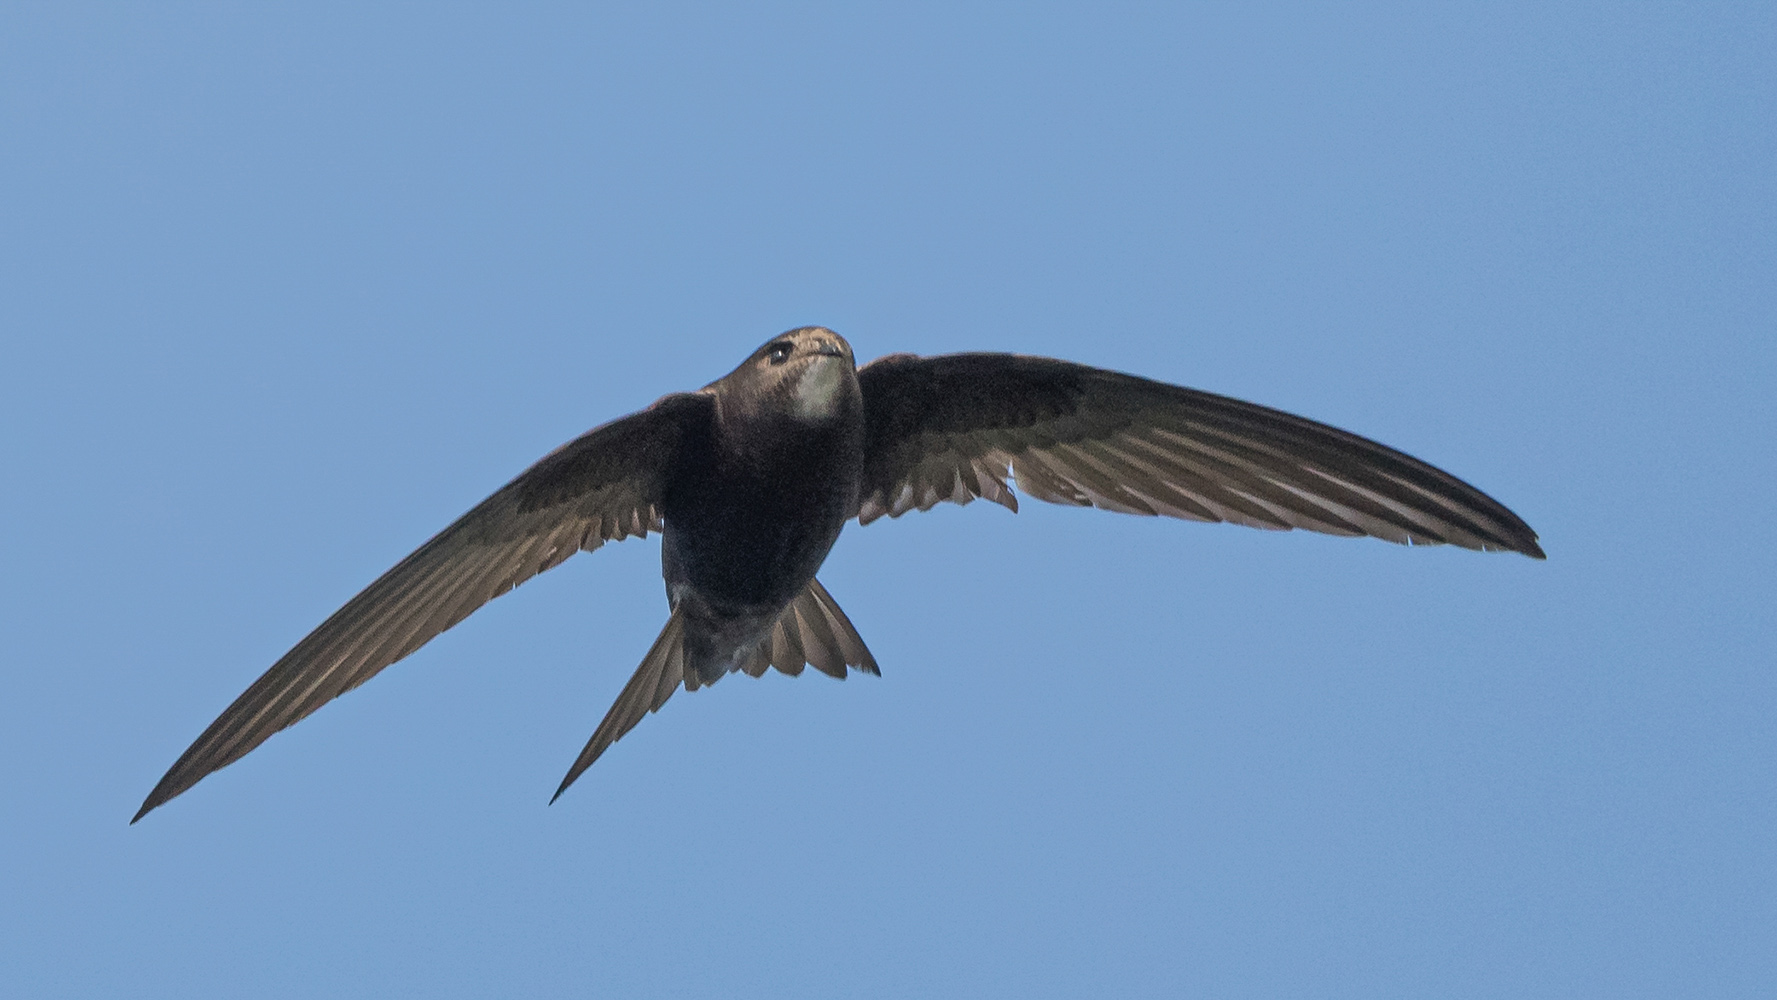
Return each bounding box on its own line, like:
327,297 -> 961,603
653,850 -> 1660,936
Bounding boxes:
133,327 -> 1542,822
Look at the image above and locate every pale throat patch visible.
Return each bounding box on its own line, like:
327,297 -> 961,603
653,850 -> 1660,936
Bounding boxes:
790,357 -> 846,419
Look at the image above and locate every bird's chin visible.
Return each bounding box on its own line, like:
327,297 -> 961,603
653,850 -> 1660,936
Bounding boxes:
788,355 -> 849,421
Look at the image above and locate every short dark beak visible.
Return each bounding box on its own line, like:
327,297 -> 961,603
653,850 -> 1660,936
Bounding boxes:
814,342 -> 846,358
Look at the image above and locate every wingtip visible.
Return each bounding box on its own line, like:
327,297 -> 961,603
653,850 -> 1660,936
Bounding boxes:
1477,532 -> 1545,560
131,768 -> 189,825
549,767 -> 584,806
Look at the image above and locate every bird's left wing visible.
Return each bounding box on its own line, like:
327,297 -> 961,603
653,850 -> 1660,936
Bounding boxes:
856,353 -> 1542,557
133,391 -> 714,822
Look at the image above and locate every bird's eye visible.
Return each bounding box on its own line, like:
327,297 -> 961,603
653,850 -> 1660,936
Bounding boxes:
766,342 -> 794,365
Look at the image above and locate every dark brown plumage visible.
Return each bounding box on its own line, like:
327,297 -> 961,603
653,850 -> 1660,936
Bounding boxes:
133,327 -> 1540,822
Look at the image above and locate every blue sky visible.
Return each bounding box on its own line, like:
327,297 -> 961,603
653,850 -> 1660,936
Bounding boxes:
2,4 -> 1772,997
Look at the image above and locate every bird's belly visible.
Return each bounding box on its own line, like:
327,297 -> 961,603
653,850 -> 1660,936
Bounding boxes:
660,441 -> 854,607
660,499 -> 843,613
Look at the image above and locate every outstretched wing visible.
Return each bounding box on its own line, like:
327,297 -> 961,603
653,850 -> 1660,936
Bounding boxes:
856,353 -> 1542,557
134,391 -> 715,822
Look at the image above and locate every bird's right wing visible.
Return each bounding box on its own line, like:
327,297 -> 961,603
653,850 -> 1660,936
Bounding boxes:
134,391 -> 715,822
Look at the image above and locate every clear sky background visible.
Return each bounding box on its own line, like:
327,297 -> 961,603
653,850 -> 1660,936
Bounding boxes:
2,4 -> 1772,997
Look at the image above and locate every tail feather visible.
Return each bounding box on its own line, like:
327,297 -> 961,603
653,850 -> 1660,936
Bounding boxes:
805,579 -> 878,672
765,614 -> 805,676
744,577 -> 879,680
551,577 -> 878,803
551,610 -> 685,803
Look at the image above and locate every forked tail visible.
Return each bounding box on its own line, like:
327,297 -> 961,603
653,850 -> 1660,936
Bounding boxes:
551,577 -> 878,802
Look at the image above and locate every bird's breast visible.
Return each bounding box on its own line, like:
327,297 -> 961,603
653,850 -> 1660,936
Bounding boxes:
660,410 -> 863,613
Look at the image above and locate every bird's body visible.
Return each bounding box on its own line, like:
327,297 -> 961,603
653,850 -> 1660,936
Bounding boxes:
134,327 -> 1543,822
660,329 -> 864,685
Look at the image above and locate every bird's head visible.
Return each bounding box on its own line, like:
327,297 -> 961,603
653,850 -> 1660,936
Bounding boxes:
717,327 -> 860,424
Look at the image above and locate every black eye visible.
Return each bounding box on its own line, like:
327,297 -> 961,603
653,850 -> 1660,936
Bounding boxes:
766,342 -> 794,364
